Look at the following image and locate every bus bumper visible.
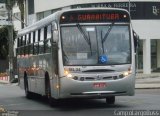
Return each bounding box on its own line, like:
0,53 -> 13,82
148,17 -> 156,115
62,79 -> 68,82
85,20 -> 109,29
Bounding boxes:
58,74 -> 135,99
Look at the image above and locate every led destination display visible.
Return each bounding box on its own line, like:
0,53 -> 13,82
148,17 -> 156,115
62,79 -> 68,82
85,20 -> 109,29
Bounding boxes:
60,10 -> 130,23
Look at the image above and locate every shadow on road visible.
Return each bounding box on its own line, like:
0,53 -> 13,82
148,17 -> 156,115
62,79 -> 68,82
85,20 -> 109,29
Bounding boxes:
27,94 -> 129,111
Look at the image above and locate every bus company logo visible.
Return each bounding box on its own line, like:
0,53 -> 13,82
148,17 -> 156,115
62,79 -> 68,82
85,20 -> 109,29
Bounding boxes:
96,75 -> 102,80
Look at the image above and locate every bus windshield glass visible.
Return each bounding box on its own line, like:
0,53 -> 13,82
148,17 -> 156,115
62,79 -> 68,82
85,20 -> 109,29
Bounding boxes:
61,24 -> 131,66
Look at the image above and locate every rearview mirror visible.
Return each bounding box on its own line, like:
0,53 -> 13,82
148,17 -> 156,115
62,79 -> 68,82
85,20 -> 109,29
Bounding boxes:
52,22 -> 59,43
133,31 -> 139,53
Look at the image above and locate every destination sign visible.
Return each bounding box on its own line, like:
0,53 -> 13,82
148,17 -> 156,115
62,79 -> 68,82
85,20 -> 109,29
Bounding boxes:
60,10 -> 130,24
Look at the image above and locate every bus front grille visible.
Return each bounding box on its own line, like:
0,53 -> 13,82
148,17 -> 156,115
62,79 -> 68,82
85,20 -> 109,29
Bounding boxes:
72,75 -> 120,81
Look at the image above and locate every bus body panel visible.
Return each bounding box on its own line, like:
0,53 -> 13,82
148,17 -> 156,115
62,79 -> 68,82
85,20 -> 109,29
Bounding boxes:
59,74 -> 135,98
16,8 -> 136,101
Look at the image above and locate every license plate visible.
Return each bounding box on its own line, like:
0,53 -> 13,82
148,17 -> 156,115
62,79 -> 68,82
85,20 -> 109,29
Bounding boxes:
93,83 -> 106,88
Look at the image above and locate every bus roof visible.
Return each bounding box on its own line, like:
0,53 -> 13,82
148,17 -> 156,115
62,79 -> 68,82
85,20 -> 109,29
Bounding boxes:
18,7 -> 130,37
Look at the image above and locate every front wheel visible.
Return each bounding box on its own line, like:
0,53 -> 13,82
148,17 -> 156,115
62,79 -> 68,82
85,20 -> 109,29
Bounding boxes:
49,97 -> 59,107
24,82 -> 33,99
106,96 -> 115,104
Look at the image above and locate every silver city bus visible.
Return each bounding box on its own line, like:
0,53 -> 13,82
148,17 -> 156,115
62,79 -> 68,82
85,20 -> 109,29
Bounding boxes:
16,8 -> 137,106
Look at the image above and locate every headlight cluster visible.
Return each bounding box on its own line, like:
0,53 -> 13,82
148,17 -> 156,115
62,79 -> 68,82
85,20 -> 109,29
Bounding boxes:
119,70 -> 132,79
64,69 -> 132,81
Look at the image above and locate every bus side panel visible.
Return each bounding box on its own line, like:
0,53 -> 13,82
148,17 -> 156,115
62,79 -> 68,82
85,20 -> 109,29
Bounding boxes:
35,54 -> 52,96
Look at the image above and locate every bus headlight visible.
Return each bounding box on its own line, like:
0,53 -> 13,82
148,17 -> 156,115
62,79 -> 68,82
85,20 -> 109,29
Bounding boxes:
123,71 -> 129,77
67,74 -> 73,78
64,70 -> 73,79
119,70 -> 132,78
123,70 -> 132,77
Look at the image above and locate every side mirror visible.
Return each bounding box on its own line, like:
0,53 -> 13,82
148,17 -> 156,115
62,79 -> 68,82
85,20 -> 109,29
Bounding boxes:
53,30 -> 59,43
133,31 -> 139,53
52,22 -> 59,43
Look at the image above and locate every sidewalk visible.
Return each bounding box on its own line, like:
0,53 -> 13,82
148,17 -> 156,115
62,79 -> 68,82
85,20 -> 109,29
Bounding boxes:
135,73 -> 160,89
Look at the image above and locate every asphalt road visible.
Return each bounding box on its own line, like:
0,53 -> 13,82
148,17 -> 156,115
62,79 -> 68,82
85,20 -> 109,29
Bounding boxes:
0,84 -> 160,116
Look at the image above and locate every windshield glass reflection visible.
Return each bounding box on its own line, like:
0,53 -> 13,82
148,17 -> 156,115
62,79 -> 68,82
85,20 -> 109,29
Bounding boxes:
61,25 -> 131,66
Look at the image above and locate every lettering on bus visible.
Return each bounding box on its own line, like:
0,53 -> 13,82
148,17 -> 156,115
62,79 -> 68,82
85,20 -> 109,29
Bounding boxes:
60,10 -> 130,24
77,13 -> 120,21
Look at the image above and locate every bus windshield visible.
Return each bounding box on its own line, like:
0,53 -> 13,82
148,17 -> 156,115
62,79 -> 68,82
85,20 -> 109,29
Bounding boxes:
61,24 -> 131,66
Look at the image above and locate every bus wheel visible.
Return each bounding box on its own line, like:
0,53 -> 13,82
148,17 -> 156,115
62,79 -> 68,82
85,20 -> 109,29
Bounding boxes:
24,74 -> 32,99
45,72 -> 59,107
49,97 -> 59,107
45,72 -> 51,98
106,96 -> 115,104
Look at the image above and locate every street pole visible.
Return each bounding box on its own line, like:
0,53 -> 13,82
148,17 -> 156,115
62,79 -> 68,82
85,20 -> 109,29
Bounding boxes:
6,0 -> 14,82
128,0 -> 131,14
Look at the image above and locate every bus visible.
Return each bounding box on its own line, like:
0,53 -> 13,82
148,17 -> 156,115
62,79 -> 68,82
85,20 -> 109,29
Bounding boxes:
16,8 -> 138,105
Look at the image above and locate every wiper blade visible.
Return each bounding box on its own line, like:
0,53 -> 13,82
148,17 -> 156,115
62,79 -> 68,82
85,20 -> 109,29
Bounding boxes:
102,22 -> 115,43
76,23 -> 90,45
76,23 -> 92,55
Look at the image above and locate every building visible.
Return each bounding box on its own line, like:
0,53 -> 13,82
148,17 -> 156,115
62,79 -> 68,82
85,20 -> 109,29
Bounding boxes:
0,1 -> 8,26
14,0 -> 160,74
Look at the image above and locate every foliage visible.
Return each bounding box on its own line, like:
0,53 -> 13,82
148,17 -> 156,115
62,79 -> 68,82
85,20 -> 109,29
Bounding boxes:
0,26 -> 17,59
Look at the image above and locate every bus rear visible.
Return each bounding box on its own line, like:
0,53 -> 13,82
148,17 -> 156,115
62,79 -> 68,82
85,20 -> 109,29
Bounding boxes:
55,8 -> 136,104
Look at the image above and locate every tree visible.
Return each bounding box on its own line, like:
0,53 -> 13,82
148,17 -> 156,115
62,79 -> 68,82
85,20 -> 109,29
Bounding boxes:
6,0 -> 25,28
0,26 -> 17,60
15,0 -> 25,29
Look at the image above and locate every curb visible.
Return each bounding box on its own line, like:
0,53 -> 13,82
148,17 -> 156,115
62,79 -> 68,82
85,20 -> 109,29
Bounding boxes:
135,84 -> 160,89
135,86 -> 160,89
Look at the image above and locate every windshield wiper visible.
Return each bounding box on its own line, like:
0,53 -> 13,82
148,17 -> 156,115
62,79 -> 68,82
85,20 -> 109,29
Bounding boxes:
102,22 -> 115,43
76,23 -> 92,55
62,50 -> 69,64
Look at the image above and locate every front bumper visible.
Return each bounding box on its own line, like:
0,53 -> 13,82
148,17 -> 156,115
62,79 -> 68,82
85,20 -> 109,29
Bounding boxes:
59,74 -> 135,99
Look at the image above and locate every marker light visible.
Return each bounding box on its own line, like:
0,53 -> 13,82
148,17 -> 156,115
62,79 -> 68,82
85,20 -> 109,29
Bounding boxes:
64,70 -> 69,75
123,15 -> 127,18
64,70 -> 73,78
56,85 -> 60,89
62,16 -> 65,20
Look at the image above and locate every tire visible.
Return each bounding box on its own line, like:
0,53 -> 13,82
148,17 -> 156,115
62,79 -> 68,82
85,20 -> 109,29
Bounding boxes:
45,73 -> 51,98
24,74 -> 33,99
106,96 -> 115,104
45,72 -> 59,107
24,84 -> 33,99
49,97 -> 59,107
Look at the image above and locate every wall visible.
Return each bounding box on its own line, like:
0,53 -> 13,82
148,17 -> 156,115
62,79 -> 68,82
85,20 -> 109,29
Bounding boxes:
132,20 -> 160,39
157,40 -> 160,68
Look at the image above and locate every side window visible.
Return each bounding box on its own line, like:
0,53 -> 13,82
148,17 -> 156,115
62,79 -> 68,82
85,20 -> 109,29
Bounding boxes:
34,30 -> 39,54
39,28 -> 44,54
26,34 -> 29,44
17,37 -> 21,47
17,38 -> 20,55
22,36 -> 26,46
20,36 -> 23,46
25,34 -> 29,55
44,26 -> 47,52
45,25 -> 52,53
20,36 -> 23,55
35,31 -> 38,42
28,33 -> 32,55
23,35 -> 27,55
28,33 -> 31,44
